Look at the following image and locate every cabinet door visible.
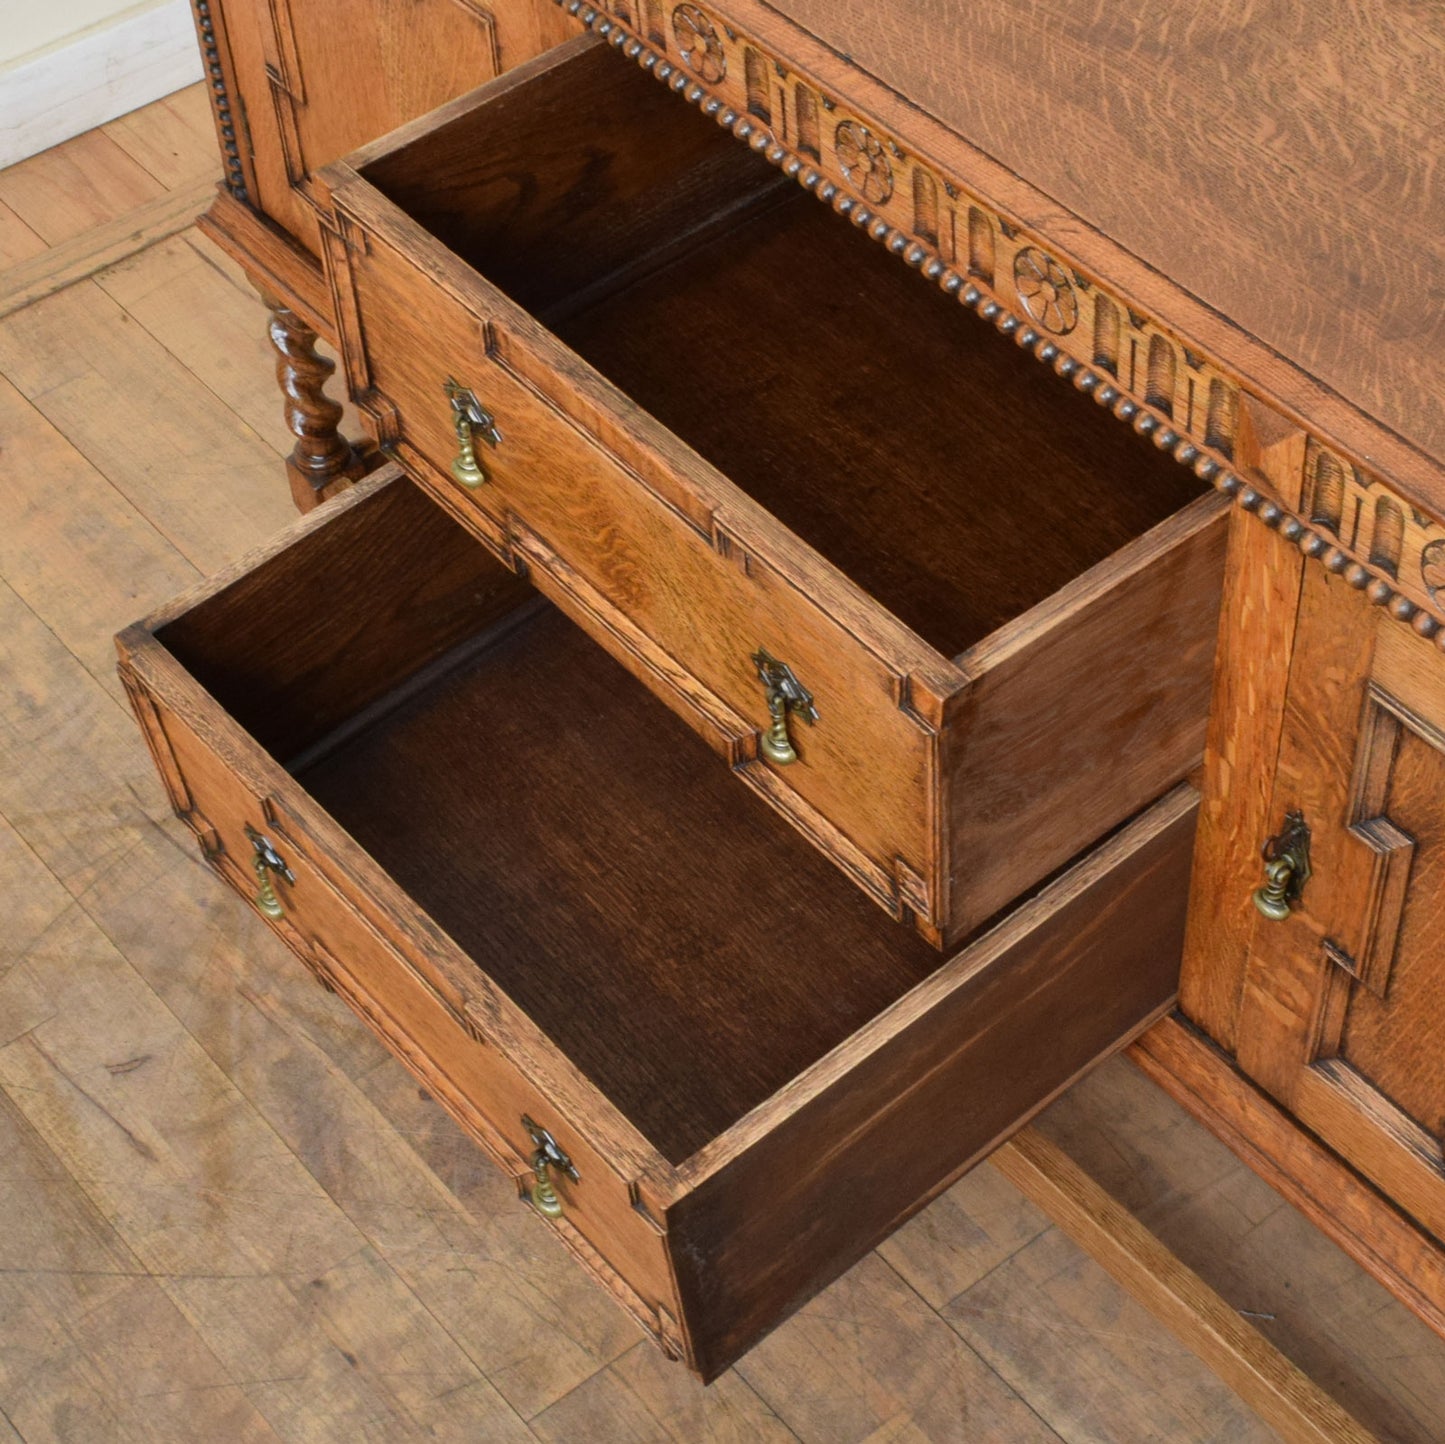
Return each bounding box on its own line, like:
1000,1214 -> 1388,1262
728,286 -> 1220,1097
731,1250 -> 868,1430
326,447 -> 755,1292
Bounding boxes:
219,0 -> 572,253
1233,562 -> 1445,1238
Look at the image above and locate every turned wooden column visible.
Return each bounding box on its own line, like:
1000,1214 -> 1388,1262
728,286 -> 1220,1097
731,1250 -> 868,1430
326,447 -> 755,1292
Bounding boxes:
263,294 -> 374,512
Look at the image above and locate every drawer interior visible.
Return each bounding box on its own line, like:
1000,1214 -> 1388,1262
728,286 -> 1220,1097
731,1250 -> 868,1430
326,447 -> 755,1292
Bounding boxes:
156,481 -> 944,1163
360,42 -> 1210,657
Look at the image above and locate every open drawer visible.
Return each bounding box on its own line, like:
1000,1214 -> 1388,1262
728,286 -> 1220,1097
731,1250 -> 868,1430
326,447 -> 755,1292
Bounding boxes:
317,36 -> 1227,949
119,471 -> 1198,1378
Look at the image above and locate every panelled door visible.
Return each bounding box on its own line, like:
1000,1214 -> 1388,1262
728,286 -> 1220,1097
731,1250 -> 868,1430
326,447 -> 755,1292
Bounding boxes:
1234,562 -> 1445,1239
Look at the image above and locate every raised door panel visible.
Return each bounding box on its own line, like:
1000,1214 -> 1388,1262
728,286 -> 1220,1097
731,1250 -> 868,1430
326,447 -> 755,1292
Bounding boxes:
266,0 -> 500,248
216,0 -> 573,256
1234,565 -> 1445,1239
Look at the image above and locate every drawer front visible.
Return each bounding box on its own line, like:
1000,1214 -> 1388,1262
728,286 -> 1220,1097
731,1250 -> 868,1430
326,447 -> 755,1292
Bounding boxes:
120,660 -> 680,1340
665,784 -> 1198,1379
327,209 -> 950,931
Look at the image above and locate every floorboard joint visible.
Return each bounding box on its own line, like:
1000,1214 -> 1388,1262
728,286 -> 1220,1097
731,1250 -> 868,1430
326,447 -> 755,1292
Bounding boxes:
0,178 -> 215,321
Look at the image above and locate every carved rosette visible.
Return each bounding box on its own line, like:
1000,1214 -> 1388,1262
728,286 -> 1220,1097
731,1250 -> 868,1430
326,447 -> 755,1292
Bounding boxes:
1013,248 -> 1079,335
834,120 -> 894,204
672,5 -> 726,83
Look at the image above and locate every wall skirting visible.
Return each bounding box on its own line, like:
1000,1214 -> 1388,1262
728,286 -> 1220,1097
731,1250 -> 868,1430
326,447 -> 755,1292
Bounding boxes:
0,0 -> 204,169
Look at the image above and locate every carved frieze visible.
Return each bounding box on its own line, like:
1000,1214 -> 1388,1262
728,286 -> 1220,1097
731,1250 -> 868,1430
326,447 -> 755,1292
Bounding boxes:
553,0 -> 1445,648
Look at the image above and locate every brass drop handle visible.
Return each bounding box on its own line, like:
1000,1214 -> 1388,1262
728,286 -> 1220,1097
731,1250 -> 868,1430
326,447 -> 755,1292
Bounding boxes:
444,377 -> 501,488
523,1115 -> 579,1219
1252,810 -> 1311,921
752,649 -> 818,766
245,825 -> 295,920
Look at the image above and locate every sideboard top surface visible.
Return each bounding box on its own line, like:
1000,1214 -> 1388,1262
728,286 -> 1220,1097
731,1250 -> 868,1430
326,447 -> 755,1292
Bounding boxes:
745,0 -> 1443,481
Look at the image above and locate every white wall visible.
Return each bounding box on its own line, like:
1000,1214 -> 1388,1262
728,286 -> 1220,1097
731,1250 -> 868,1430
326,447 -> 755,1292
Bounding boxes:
0,0 -> 204,168
1,0 -> 149,67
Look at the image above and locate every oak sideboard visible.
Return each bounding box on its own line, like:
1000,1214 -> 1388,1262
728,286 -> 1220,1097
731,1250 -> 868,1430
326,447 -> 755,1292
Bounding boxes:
118,0 -> 1445,1392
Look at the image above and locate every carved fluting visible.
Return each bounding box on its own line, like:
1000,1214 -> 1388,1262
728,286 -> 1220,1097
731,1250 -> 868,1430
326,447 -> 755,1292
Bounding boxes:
554,0 -> 1445,650
265,298 -> 362,505
191,1 -> 247,201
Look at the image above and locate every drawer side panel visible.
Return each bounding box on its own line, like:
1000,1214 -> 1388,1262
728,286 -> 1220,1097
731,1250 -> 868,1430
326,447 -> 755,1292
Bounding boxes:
665,787 -> 1197,1379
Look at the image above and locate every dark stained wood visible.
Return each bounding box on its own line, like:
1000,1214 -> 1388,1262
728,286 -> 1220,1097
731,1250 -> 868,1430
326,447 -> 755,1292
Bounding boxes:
118,469 -> 1204,1377
153,471 -> 534,761
550,175 -> 1207,656
300,602 -> 942,1162
662,785 -> 1195,1379
359,40 -> 787,322
358,39 -> 1207,658
946,489 -> 1226,932
263,292 -> 377,510
326,128 -> 965,941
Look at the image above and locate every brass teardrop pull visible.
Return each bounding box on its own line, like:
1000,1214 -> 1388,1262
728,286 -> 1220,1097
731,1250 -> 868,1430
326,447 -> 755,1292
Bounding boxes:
523,1115 -> 579,1219
752,649 -> 818,766
245,825 -> 295,920
1252,810 -> 1311,921
444,377 -> 501,488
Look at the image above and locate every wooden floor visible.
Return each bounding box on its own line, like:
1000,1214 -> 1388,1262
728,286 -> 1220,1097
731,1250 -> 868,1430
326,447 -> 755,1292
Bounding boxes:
2,88 -> 1445,1444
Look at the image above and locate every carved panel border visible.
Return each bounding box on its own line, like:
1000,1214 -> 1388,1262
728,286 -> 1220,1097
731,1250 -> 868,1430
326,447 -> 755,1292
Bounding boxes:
1321,682 -> 1421,998
553,0 -> 1445,651
261,0 -> 501,216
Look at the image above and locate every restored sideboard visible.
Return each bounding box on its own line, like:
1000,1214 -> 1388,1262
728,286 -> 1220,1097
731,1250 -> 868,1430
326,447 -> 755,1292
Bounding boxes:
136,0 -> 1445,1381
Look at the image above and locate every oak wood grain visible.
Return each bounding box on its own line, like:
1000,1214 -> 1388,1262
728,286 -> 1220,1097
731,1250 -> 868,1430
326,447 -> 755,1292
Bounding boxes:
1179,399 -> 1310,1047
766,0 -> 1444,482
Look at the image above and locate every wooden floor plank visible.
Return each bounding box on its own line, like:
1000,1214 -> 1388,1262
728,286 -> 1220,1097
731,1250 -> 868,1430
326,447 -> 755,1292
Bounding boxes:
102,85 -> 219,191
529,1341 -> 796,1443
0,179 -> 215,322
0,836 -> 533,1444
0,280 -> 294,572
735,1253 -> 1064,1444
0,577 -> 172,901
875,1158 -> 1052,1311
95,229 -> 362,462
0,374 -> 198,695
81,813 -> 644,1422
1039,1058 -> 1445,1444
0,130 -> 165,245
942,1225 -> 1279,1444
993,1128 -> 1375,1444
0,199 -> 45,271
0,402 -> 635,1421
0,1080 -> 282,1444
